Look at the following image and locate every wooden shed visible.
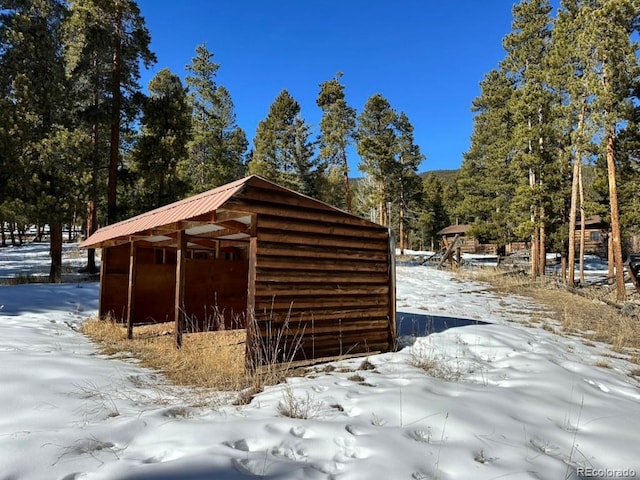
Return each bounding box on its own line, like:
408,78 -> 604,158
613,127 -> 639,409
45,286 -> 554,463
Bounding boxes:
81,175 -> 396,367
575,215 -> 608,257
436,224 -> 499,254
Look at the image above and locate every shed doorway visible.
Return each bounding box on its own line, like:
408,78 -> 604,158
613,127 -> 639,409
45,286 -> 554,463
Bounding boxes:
101,239 -> 249,332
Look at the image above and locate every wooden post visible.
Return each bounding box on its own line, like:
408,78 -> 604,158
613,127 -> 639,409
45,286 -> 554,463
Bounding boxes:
438,234 -> 459,269
245,236 -> 258,371
98,247 -> 108,319
388,231 -> 397,350
455,246 -> 461,268
174,230 -> 186,349
126,241 -> 137,339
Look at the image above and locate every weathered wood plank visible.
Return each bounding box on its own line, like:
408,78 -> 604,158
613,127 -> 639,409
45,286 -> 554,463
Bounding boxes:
297,341 -> 389,359
257,215 -> 388,239
254,295 -> 388,310
238,186 -> 340,213
257,229 -> 388,251
255,329 -> 389,353
226,197 -> 384,230
256,256 -> 389,273
255,270 -> 389,284
257,243 -> 389,262
254,283 -> 389,296
252,308 -> 390,322
254,320 -> 390,336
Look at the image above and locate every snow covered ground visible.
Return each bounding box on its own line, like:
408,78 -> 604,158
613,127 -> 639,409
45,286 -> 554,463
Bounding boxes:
0,242 -> 97,282
1,245 -> 639,479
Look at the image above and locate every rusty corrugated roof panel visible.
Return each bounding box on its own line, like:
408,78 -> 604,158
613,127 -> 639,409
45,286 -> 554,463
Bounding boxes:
577,215 -> 606,228
80,176 -> 251,248
436,224 -> 470,236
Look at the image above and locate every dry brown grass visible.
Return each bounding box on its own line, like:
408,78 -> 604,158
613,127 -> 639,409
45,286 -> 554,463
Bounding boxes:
82,316 -> 313,402
458,269 -> 640,363
82,318 -> 249,391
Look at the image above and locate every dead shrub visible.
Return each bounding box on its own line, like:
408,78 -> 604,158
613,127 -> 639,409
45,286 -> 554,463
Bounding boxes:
277,384 -> 321,419
410,349 -> 464,381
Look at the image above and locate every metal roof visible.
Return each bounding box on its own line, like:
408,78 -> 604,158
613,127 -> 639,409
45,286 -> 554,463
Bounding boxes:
436,224 -> 471,236
81,176 -> 251,248
81,175 -> 379,249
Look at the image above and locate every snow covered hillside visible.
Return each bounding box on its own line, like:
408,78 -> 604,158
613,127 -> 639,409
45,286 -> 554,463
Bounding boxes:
0,245 -> 639,479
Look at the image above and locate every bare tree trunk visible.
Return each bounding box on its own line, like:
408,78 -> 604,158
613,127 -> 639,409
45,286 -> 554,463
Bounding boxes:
9,223 -> 16,246
108,1 -> 123,225
606,127 -> 625,300
536,116 -> 546,277
399,204 -> 405,254
567,105 -> 586,286
84,201 -> 98,274
85,64 -> 101,273
529,168 -> 538,278
340,150 -> 352,213
568,158 -> 579,286
608,231 -> 614,283
578,161 -> 586,284
49,223 -> 63,283
538,205 -> 546,276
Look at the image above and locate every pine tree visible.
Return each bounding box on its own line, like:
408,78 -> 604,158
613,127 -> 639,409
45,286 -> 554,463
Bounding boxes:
357,94 -> 424,245
183,44 -> 246,192
394,112 -> 424,252
131,68 -> 191,212
317,72 -> 356,211
64,0 -> 154,272
501,0 -> 561,276
457,69 -> 520,247
68,0 -> 155,224
584,0 -> 639,299
548,0 -> 598,285
0,0 -> 90,281
357,94 -> 398,226
248,89 -> 318,193
65,0 -> 112,272
419,174 -> 449,251
616,92 -> 640,239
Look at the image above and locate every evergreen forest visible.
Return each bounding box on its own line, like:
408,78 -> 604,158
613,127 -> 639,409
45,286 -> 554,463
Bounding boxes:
1,0 -> 639,300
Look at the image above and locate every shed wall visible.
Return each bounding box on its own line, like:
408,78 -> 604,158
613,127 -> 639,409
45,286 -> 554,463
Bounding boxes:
227,185 -> 393,364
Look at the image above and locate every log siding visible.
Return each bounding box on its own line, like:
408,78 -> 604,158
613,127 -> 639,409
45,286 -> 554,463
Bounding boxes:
84,176 -> 395,367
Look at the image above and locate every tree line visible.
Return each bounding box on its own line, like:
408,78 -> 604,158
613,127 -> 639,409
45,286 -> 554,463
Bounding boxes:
1,0 -> 639,301
0,0 -> 427,281
422,0 -> 640,301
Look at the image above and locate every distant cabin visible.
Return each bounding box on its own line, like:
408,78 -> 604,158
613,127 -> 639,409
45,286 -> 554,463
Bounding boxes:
81,175 -> 396,367
435,224 -> 519,255
437,215 -> 609,258
575,215 -> 608,258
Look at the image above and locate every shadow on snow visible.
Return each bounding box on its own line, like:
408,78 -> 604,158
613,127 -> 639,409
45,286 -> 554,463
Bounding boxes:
396,311 -> 489,346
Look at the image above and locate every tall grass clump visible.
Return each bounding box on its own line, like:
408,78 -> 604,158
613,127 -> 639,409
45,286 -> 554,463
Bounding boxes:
82,308 -> 308,404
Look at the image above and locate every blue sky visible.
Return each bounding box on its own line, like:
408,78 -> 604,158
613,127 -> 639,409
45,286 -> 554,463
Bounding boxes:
136,1 -> 520,174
